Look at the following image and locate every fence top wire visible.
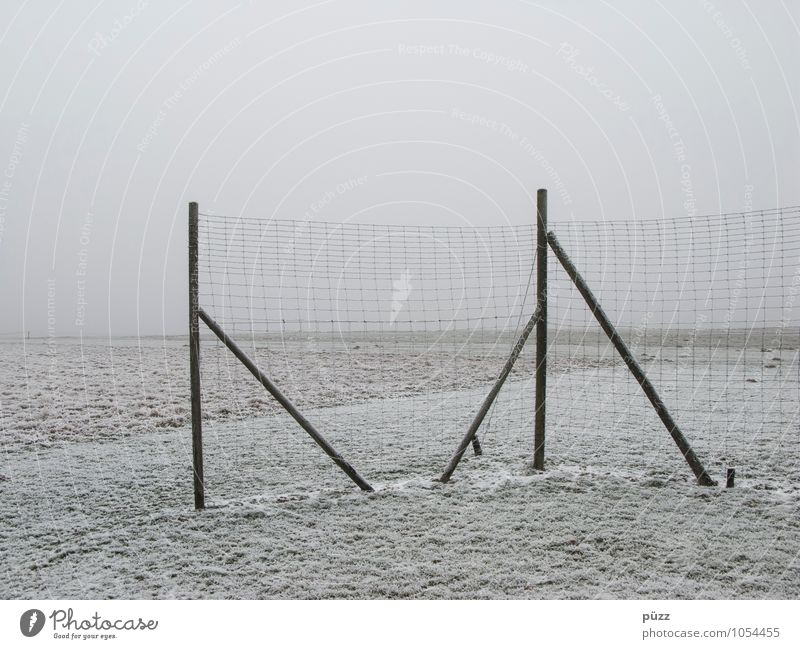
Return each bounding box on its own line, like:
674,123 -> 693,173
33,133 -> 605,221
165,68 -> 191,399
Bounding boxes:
198,205 -> 800,229
556,205 -> 800,225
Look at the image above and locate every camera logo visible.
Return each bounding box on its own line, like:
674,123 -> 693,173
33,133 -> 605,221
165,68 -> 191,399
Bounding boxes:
20,609 -> 46,637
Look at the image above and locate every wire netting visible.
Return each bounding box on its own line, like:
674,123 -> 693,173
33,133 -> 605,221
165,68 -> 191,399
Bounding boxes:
196,214 -> 538,497
547,206 -> 800,485
195,206 -> 800,500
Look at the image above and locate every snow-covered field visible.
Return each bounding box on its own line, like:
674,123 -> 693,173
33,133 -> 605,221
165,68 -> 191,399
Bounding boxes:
1,335 -> 798,599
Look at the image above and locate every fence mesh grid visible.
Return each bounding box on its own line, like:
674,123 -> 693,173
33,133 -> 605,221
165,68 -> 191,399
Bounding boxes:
547,207 -> 800,486
195,206 -> 800,500
197,214 -> 538,497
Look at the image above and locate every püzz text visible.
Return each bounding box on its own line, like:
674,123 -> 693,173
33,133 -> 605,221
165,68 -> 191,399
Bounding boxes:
643,612 -> 670,623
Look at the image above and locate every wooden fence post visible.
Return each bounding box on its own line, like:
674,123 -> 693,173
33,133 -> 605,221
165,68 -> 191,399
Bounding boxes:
534,189 -> 547,470
189,202 -> 205,509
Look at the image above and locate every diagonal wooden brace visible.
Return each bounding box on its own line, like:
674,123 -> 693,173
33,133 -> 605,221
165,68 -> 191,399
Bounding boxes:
198,307 -> 374,492
440,306 -> 542,483
547,231 -> 716,486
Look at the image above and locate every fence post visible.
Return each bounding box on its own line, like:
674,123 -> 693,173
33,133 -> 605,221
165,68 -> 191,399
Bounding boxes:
189,202 -> 205,510
534,189 -> 547,470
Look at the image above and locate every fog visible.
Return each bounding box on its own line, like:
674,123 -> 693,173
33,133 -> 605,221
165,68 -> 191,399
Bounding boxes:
0,0 -> 797,336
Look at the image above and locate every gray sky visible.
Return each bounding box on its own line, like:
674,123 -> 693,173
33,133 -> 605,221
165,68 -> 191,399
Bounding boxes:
0,0 -> 797,336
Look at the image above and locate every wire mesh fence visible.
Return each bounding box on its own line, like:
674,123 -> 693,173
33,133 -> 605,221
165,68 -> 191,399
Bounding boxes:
547,206 -> 800,486
196,214 -> 538,497
193,204 -> 800,500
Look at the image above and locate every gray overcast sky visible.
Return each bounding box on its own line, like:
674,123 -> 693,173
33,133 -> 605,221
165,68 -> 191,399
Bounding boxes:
0,0 -> 798,336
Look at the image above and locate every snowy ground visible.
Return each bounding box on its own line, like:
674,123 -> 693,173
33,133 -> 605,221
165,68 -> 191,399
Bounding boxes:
1,335 -> 798,599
